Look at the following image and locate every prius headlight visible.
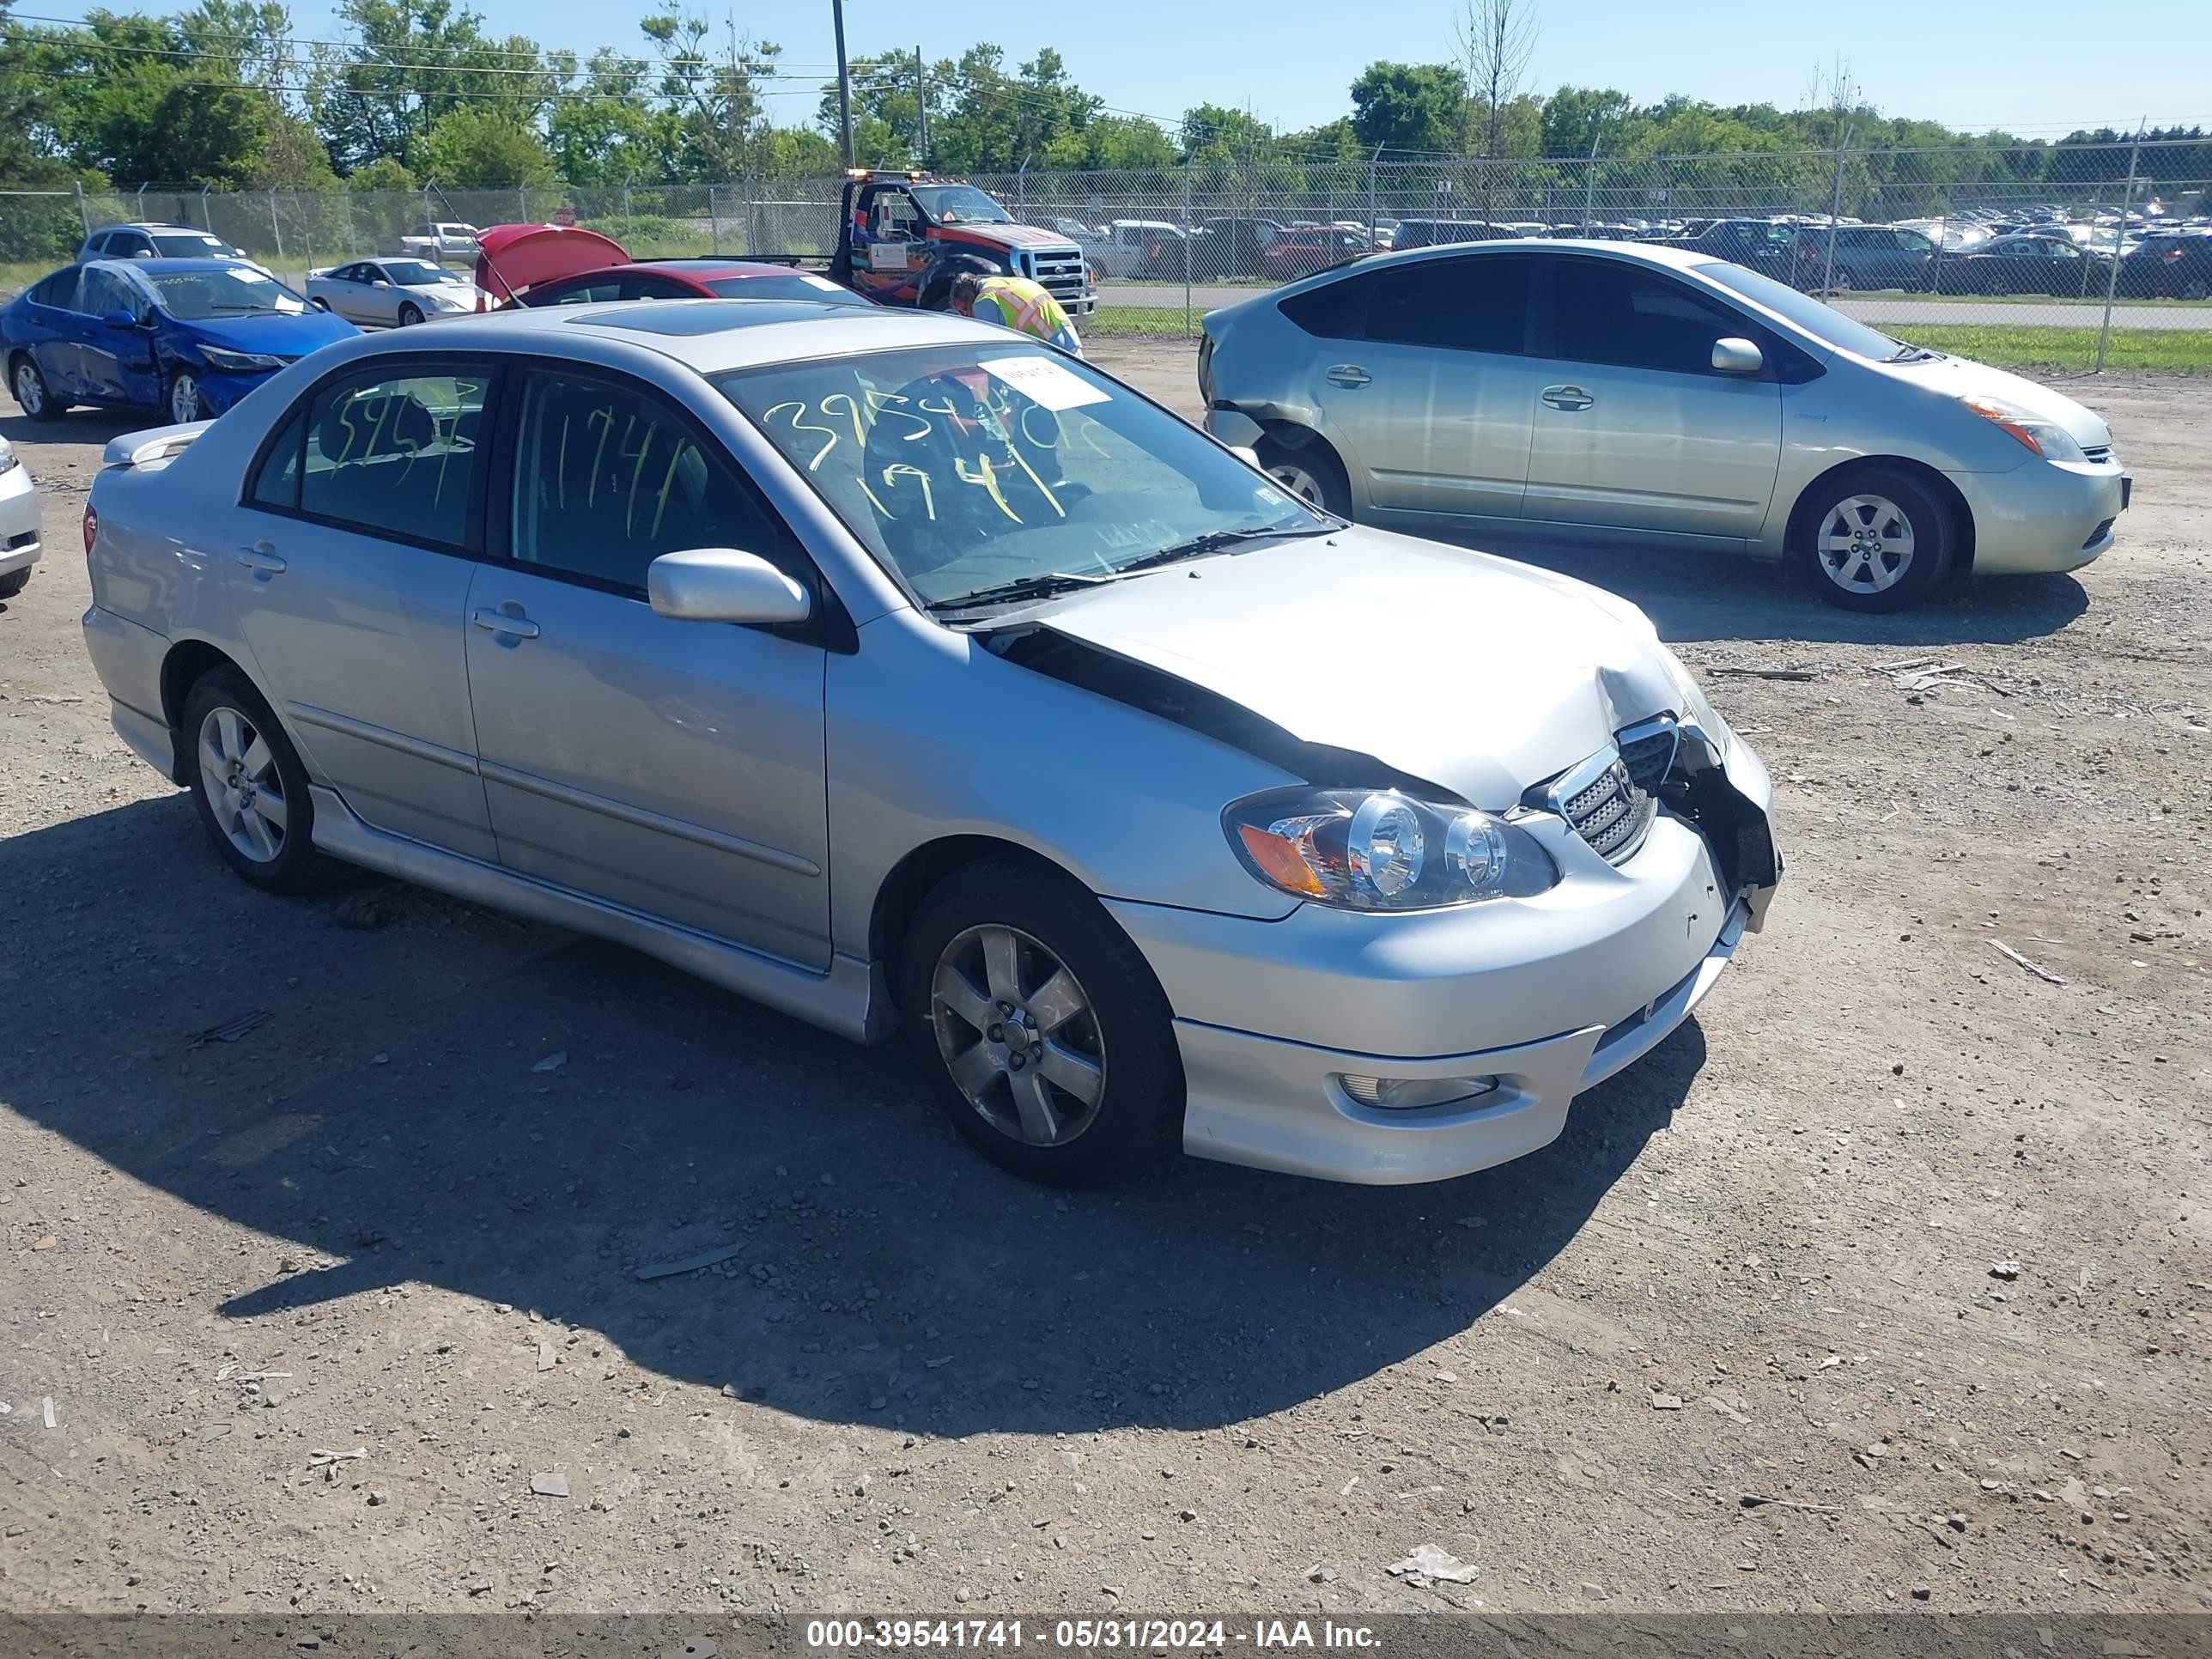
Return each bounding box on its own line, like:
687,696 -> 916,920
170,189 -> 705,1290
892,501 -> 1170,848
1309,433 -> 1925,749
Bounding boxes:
1224,787 -> 1557,911
1962,396 -> 2088,464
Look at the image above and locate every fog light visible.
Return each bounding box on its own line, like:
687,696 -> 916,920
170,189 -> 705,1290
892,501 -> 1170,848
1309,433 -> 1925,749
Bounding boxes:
1338,1074 -> 1498,1110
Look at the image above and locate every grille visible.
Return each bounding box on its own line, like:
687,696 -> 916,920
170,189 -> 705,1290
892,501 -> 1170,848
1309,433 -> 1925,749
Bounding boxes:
1030,246 -> 1089,305
1617,723 -> 1679,793
2084,518 -> 2115,548
2081,445 -> 2112,464
4,530 -> 34,550
1561,758 -> 1656,865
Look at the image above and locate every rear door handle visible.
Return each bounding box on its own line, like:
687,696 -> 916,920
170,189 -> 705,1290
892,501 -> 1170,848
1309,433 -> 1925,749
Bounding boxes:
1541,385 -> 1595,411
1324,364 -> 1372,388
234,544 -> 287,575
471,606 -> 539,641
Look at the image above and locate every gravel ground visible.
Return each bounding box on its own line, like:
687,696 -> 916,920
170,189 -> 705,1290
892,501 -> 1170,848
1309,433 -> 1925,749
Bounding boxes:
0,344 -> 2206,1619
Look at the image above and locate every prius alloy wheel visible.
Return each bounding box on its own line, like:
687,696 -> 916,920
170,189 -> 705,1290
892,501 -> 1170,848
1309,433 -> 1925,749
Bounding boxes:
931,923 -> 1107,1148
1801,466 -> 1951,613
902,861 -> 1184,1185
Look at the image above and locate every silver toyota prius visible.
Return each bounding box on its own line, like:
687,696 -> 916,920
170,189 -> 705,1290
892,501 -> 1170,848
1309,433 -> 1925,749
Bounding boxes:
1200,240 -> 2130,611
81,301 -> 1781,1187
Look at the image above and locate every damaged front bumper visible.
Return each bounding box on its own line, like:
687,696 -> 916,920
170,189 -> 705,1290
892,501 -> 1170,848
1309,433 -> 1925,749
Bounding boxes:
1106,733 -> 1779,1185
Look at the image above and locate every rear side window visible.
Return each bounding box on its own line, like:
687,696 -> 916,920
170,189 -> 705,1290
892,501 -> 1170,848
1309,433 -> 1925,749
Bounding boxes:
296,365 -> 489,548
1276,275 -> 1370,339
1365,255 -> 1529,354
30,269 -> 81,310
249,413 -> 306,509
1547,259 -> 1759,376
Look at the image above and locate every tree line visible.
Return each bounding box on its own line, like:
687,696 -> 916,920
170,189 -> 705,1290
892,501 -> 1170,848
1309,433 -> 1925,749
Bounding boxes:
0,0 -> 2203,198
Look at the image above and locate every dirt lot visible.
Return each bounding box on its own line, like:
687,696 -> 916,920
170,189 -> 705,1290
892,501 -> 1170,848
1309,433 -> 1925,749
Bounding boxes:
1,340 -> 2206,1620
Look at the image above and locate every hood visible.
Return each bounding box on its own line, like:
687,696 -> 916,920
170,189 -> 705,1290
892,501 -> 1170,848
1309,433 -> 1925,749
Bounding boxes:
182,307 -> 358,358
948,222 -> 1079,252
1009,527 -> 1686,809
1876,353 -> 2112,448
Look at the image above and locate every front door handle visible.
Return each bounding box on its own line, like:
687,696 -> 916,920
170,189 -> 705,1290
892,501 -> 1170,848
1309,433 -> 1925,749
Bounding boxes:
1324,364 -> 1372,388
471,606 -> 539,641
234,544 -> 287,575
1541,385 -> 1595,411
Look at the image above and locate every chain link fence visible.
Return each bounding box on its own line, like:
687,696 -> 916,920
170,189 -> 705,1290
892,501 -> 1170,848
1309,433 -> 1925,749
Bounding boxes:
2,136 -> 2206,371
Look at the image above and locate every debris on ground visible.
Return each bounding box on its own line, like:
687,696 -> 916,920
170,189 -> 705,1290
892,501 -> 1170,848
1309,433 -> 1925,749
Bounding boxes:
1990,1261 -> 2023,1280
531,1051 -> 568,1073
634,1241 -> 748,1281
185,1011 -> 269,1049
1990,940 -> 2066,985
1650,1392 -> 1685,1411
1388,1543 -> 1478,1585
529,1473 -> 569,1498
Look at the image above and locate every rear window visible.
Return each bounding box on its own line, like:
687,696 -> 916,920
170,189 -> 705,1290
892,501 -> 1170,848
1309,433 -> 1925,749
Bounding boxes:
1276,276 -> 1368,339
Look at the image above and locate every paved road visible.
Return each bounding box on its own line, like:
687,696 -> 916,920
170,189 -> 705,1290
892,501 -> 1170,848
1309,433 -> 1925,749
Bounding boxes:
1098,281 -> 2212,330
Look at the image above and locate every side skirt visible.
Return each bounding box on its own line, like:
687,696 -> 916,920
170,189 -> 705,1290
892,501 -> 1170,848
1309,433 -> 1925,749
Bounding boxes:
307,785 -> 894,1043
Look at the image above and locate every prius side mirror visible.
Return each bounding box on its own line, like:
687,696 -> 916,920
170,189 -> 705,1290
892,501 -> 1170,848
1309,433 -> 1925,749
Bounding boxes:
647,547 -> 811,626
1711,337 -> 1764,375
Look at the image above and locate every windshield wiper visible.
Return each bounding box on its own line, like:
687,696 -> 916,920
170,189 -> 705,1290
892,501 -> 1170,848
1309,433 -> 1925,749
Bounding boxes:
924,569 -> 1117,614
1111,520 -> 1335,577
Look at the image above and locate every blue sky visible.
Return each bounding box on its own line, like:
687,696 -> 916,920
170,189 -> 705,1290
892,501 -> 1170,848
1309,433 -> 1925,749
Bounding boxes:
322,0 -> 2204,143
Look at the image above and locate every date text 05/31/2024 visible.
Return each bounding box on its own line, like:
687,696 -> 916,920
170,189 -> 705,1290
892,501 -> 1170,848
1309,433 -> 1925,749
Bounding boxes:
804,1620 -> 1382,1650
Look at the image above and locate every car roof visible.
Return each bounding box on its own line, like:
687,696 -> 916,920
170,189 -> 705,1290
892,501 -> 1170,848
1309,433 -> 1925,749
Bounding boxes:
105,256 -> 262,274
96,222 -> 228,235
342,299 -> 1004,375
623,260 -> 826,278
1353,238 -> 1715,271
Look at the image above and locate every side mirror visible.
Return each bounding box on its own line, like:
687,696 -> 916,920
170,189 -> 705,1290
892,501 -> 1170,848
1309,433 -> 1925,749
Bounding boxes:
1711,337 -> 1764,375
647,548 -> 811,626
1230,444 -> 1262,469
101,309 -> 138,328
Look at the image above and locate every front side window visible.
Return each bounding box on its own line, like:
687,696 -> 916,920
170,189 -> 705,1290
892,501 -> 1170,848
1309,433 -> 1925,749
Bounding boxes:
297,365 -> 488,547
1365,255 -> 1529,355
146,266 -> 306,319
507,369 -> 787,592
719,344 -> 1326,611
1547,259 -> 1753,374
80,268 -> 137,320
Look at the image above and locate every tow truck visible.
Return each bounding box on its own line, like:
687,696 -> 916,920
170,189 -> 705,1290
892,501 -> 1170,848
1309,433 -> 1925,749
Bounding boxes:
827,169 -> 1096,317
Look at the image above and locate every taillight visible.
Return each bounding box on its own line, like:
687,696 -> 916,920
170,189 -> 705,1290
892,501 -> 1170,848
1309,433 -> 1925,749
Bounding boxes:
82,501 -> 96,557
2161,247 -> 2185,262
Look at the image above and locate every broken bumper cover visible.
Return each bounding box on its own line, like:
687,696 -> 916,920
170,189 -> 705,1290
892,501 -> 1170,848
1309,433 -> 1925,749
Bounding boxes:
1105,767 -> 1778,1184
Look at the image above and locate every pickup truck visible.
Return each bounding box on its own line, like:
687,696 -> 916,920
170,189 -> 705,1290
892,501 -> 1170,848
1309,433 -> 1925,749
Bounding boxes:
381,222 -> 483,260
826,171 -> 1094,317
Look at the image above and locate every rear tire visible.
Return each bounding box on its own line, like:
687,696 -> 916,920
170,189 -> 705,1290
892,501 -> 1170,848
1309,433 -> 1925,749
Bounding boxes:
13,356 -> 64,422
1255,431 -> 1352,518
1798,465 -> 1954,612
900,860 -> 1184,1187
0,568 -> 27,599
180,665 -> 337,894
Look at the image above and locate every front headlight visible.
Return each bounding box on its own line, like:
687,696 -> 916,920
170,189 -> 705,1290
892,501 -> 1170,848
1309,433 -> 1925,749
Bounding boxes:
1224,787 -> 1558,911
0,436 -> 16,474
198,345 -> 285,374
1659,647 -> 1731,754
1962,396 -> 2088,464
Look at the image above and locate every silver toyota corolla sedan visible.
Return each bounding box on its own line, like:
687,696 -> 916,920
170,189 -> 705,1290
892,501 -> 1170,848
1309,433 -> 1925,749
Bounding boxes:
80,301 -> 1780,1187
1200,240 -> 2130,611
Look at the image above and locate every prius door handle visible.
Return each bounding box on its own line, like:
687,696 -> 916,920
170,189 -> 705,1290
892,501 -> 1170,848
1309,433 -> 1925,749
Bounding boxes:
1324,364 -> 1372,388
1541,385 -> 1595,411
471,606 -> 539,641
234,544 -> 287,575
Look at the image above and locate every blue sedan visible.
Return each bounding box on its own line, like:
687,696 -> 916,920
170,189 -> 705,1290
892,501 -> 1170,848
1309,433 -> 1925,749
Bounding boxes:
3,258 -> 358,425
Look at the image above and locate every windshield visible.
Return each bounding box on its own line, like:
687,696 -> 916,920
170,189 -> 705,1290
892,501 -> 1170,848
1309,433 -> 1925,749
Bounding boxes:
145,266 -> 307,319
386,259 -> 459,286
702,272 -> 870,305
718,344 -> 1328,611
1692,261 -> 1911,360
152,233 -> 238,258
912,185 -> 1011,226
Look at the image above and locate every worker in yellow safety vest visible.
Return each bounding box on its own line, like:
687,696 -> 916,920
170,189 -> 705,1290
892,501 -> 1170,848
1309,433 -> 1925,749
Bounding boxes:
950,270 -> 1085,357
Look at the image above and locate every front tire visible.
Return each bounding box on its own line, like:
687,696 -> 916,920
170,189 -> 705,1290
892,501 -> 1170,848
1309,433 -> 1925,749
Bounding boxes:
180,666 -> 334,893
13,356 -> 64,422
0,568 -> 27,599
901,860 -> 1184,1187
397,301 -> 424,326
1254,432 -> 1352,518
168,370 -> 204,424
1799,466 -> 1954,612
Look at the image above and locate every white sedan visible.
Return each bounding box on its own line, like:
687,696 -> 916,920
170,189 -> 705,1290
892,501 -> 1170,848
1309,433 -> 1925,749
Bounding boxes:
305,259 -> 482,327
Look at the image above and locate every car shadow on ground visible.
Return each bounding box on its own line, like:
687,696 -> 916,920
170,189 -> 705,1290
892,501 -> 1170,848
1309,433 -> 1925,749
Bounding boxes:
1,409 -> 149,447
1445,534 -> 2091,649
3,794 -> 1704,1437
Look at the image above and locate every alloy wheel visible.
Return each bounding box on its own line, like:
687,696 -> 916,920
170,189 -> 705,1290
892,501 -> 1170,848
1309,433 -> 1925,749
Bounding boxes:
15,362 -> 42,416
1817,493 -> 1916,595
1265,462 -> 1328,509
929,923 -> 1107,1147
170,374 -> 200,423
197,704 -> 289,864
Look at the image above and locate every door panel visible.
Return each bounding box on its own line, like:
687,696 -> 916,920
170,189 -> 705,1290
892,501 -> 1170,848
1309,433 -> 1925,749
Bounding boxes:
463,567 -> 831,967
463,362 -> 832,967
1522,257 -> 1783,543
231,362 -> 495,855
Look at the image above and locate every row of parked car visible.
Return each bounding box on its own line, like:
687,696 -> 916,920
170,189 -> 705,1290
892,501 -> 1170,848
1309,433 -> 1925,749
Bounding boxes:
1060,208 -> 2212,299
